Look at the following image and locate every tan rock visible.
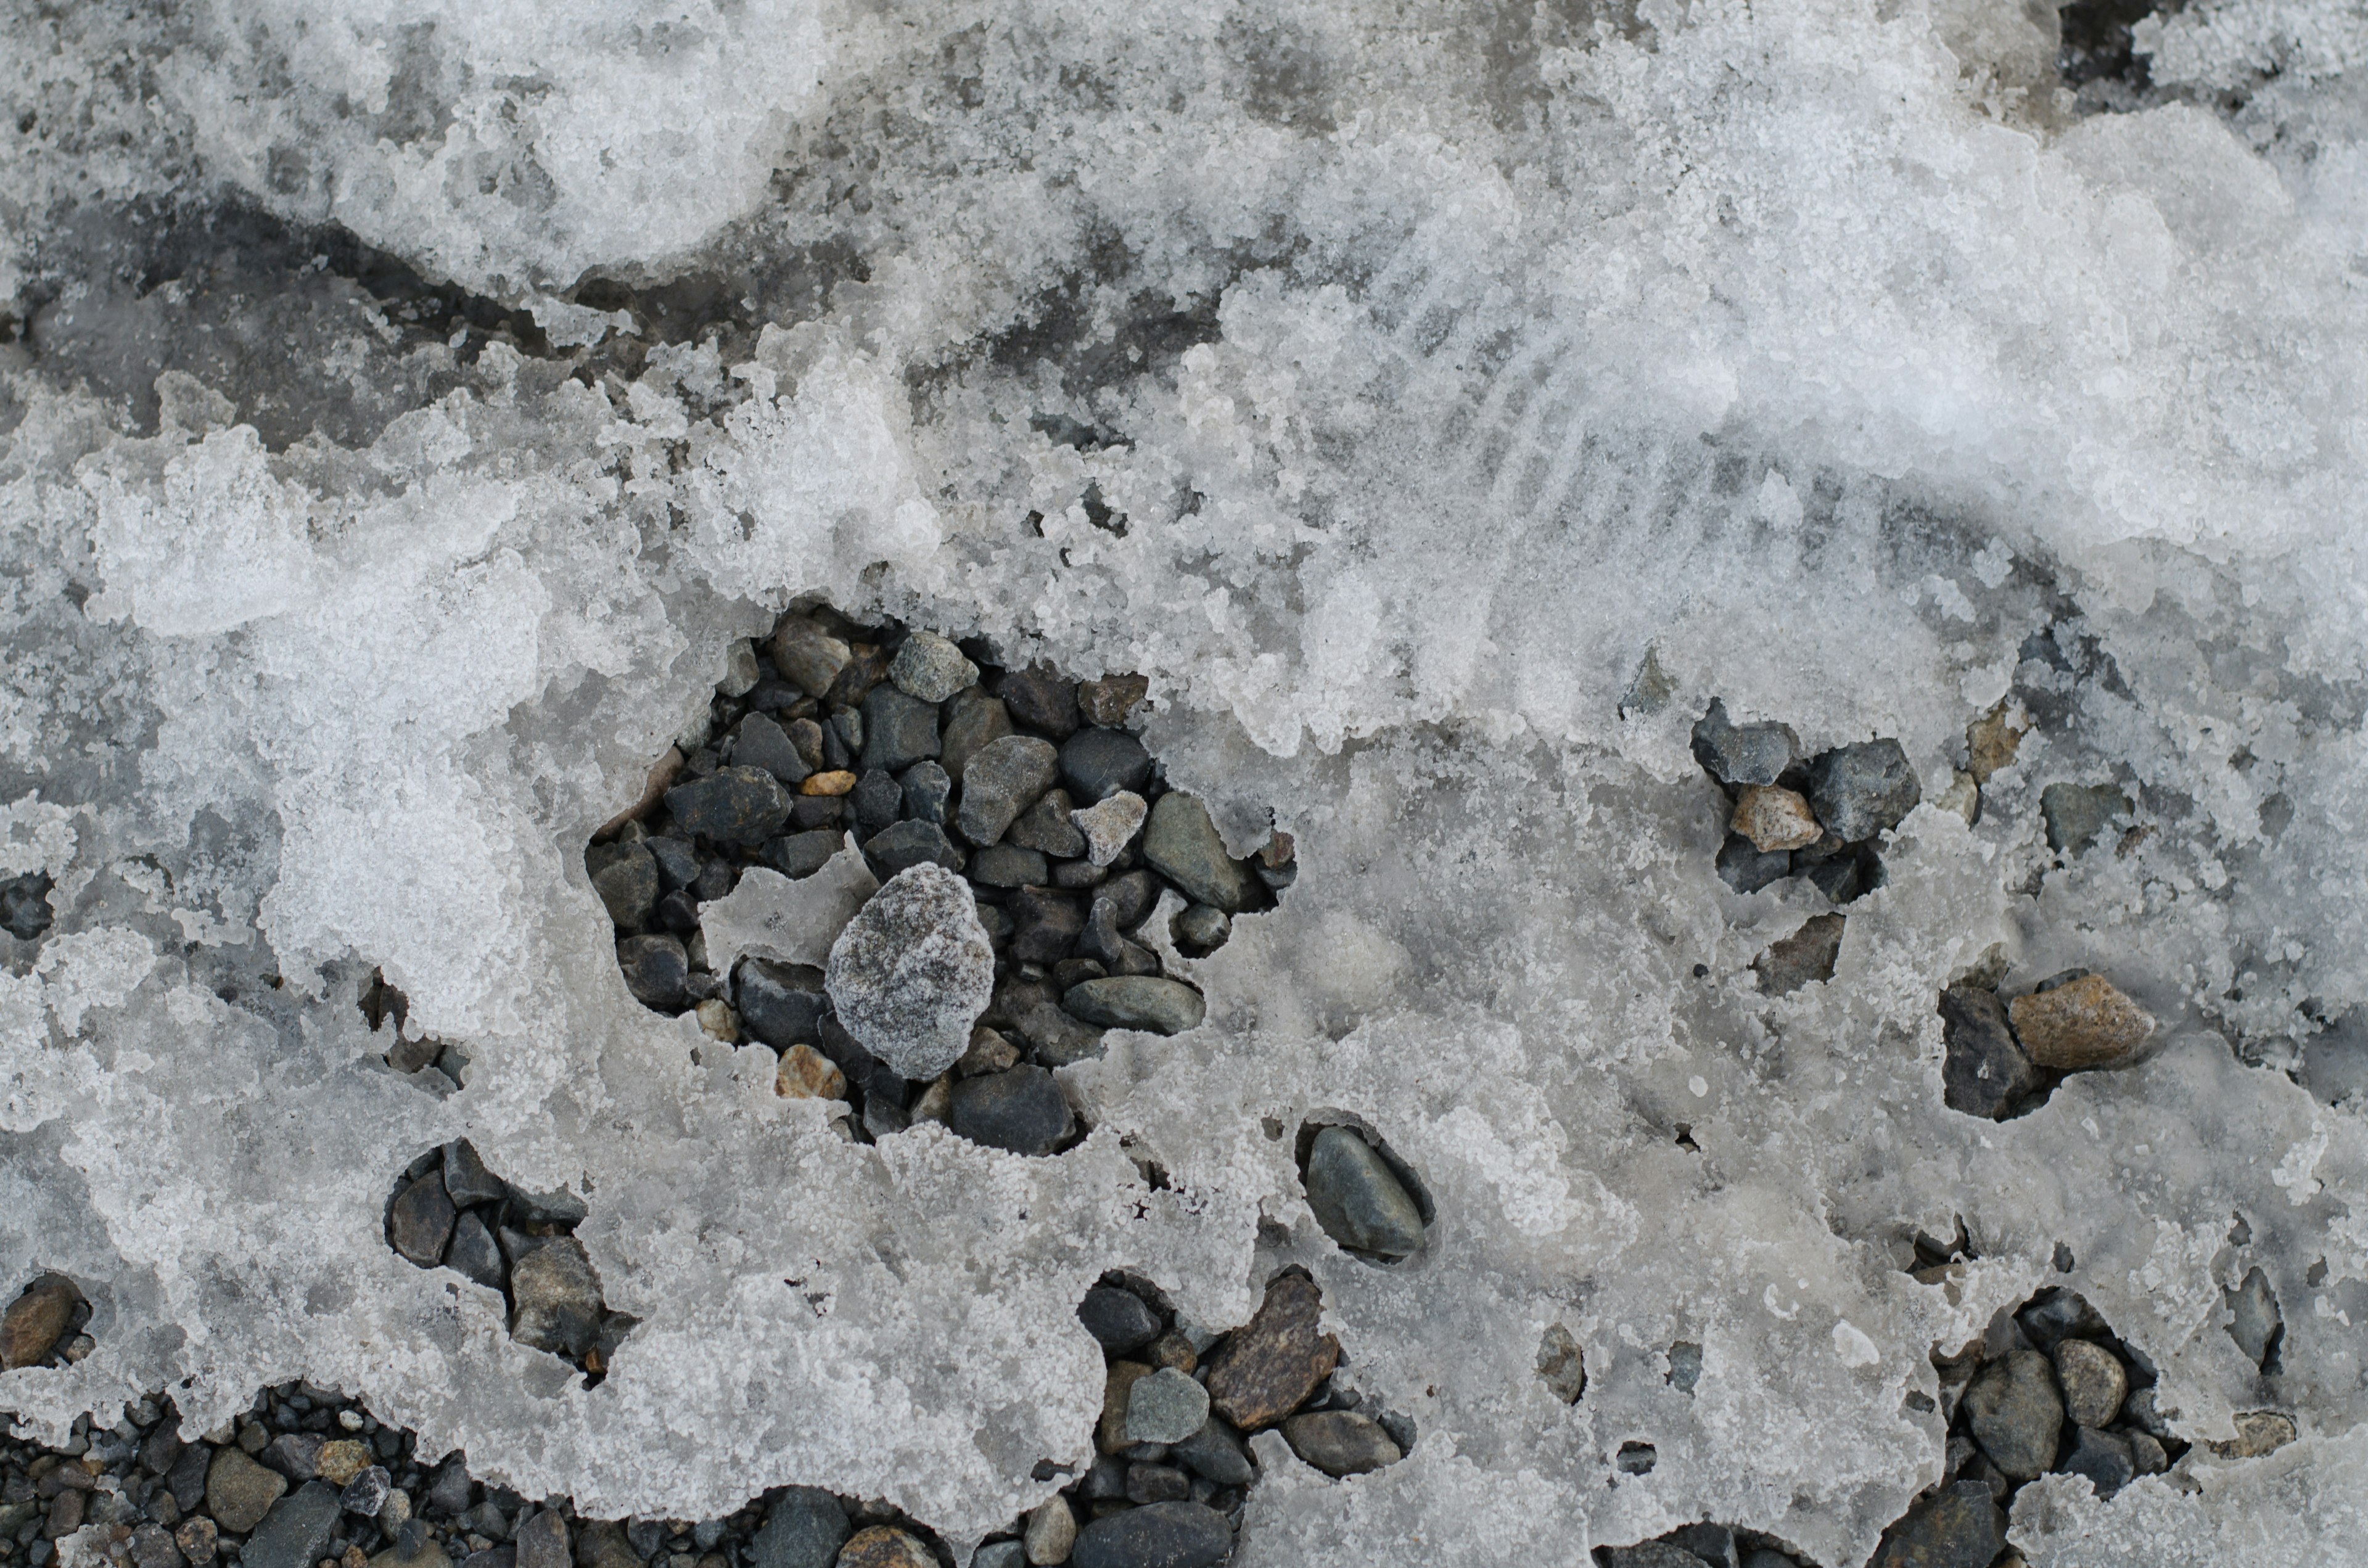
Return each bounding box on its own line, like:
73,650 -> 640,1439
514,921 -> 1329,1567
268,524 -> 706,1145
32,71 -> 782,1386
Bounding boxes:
2211,1410 -> 2297,1459
834,1526 -> 932,1568
1022,1496 -> 1076,1565
909,1075 -> 953,1126
1096,1361 -> 1155,1453
204,1448 -> 286,1534
2008,974 -> 2156,1069
1731,785 -> 1822,853
955,1025 -> 1019,1077
799,770 -> 857,797
775,1045 -> 847,1102
1202,1271 -> 1341,1431
314,1439 -> 371,1488
1967,702 -> 2029,784
695,1000 -> 739,1044
1937,769 -> 1979,824
1076,674 -> 1149,728
0,1275 -> 83,1370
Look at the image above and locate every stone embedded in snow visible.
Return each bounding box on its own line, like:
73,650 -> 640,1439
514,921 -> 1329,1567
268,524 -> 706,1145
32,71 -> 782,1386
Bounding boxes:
2007,974 -> 2156,1070
1071,790 -> 1147,867
699,839 -> 879,978
824,865 -> 995,1082
1805,741 -> 1921,842
1301,1127 -> 1425,1258
509,1238 -> 606,1360
1960,1348 -> 2062,1480
1692,700 -> 1799,787
1731,784 -> 1822,852
1061,976 -> 1205,1036
1140,794 -> 1257,912
768,619 -> 851,699
1938,985 -> 2042,1120
1280,1411 -> 1401,1477
887,631 -> 978,704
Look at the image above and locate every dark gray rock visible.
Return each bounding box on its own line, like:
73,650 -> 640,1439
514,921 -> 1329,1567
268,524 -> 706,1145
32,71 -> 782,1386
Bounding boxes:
862,819 -> 966,878
730,713 -> 810,786
938,691 -> 1014,780
1008,887 -> 1085,964
788,793 -> 844,832
887,631 -> 977,704
998,980 -> 1107,1066
784,716 -> 829,772
511,1511 -> 567,1568
1093,869 -> 1160,932
1666,1525 -> 1734,1567
2041,782 -> 2130,856
2016,1289 -> 2110,1350
1302,1127 -> 1425,1258
1069,1502 -> 1231,1568
735,958 -> 829,1050
859,686 -> 941,774
852,769 -> 903,836
1281,1411 -> 1402,1476
958,736 -> 1061,847
1078,1285 -> 1162,1354
1063,977 -> 1206,1036
167,1443 -> 212,1511
1141,794 -> 1257,913
2060,1426 -> 2134,1498
445,1211 -> 506,1291
240,1484 -> 342,1568
1169,1418 -> 1255,1487
0,873 -> 52,941
948,1066 -> 1074,1156
749,1488 -> 847,1568
339,1466 -> 391,1517
260,1432 -> 324,1480
764,829 -> 844,880
1059,728 -> 1154,804
1938,985 -> 2042,1119
644,835 -> 701,889
663,766 -> 793,844
1962,1348 -> 2062,1479
441,1140 -> 506,1207
616,934 -> 690,1009
1715,834 -> 1791,893
1124,1464 -> 1192,1504
768,618 -> 851,698
126,1524 -> 180,1568
1006,787 -> 1087,857
585,842 -> 659,928
997,667 -> 1079,739
1690,700 -> 1799,787
509,1237 -> 606,1360
1598,1544 -> 1709,1568
969,843 -> 1049,888
898,761 -> 953,826
388,1172 -> 456,1267
1805,740 -> 1920,842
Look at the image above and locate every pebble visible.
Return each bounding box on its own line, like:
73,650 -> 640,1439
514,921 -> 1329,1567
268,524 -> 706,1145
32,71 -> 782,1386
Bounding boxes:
1007,888 -> 1086,965
1280,1411 -> 1400,1477
2006,974 -> 2155,1070
0,1274 -> 83,1369
1140,794 -> 1256,912
1124,1465 -> 1190,1505
1961,1348 -> 2062,1480
1068,1503 -> 1230,1568
1714,834 -> 1790,894
969,844 -> 1050,889
837,1529 -> 932,1568
1938,985 -> 2042,1121
862,821 -> 967,879
1125,1368 -> 1211,1445
1169,905 -> 1229,956
243,1483 -> 342,1568
763,833 -> 844,886
852,770 -> 904,834
1936,770 -> 1978,824
826,865 -> 996,1080
2040,782 -> 2129,856
617,935 -> 691,1009
997,979 -> 1107,1067
1731,784 -> 1823,853
1804,739 -> 1920,843
696,999 -> 739,1042
261,1431 -> 324,1480
1751,913 -> 1844,997
731,714 -> 812,786
387,1173 -> 457,1268
888,632 -> 979,704
174,1518 -> 218,1567
768,619 -> 852,699
939,692 -> 1015,781
898,762 -> 953,826
2128,1430 -> 2168,1475
1058,729 -> 1153,804
2052,1340 -> 2128,1428
974,1545 -> 1025,1568
1600,1548 -> 1712,1568
2060,1427 -> 2134,1498
998,669 -> 1080,739
1537,1324 -> 1587,1405
2226,1265 -> 2280,1368
442,1141 -> 508,1207
1868,1480 -> 2002,1568
664,768 -> 794,844
586,843 -> 660,928
858,687 -> 942,775
948,1066 -> 1075,1157
785,718 -> 829,773
2213,1410 -> 2296,1458
959,737 -> 1062,847
751,1490 -> 847,1568
800,770 -> 858,797
339,1467 -> 392,1517
1098,1363 -> 1156,1453
1301,1127 -> 1425,1258
1078,1286 -> 1162,1355
956,1024 -> 1021,1077
1091,871 -> 1159,932
1060,977 -> 1205,1036
1690,700 -> 1799,787
509,1513 -> 568,1568
1022,1497 -> 1075,1566
1203,1272 -> 1340,1430
1071,792 -> 1147,868
1965,704 -> 2027,784
1077,675 -> 1148,728
1167,1420 -> 1254,1487
0,872 -> 53,941
1006,789 -> 1087,857
508,1238 -> 606,1360
737,960 -> 829,1049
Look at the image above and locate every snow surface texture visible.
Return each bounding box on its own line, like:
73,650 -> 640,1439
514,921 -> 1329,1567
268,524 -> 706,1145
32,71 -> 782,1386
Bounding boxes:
5,0 -> 2368,1562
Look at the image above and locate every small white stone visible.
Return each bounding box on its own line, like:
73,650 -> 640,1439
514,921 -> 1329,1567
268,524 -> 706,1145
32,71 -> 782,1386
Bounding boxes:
1071,790 -> 1148,868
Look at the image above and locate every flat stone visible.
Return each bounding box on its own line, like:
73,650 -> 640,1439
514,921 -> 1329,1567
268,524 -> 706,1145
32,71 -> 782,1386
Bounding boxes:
769,618 -> 852,697
939,691 -> 1015,781
438,1139 -> 506,1208
1805,739 -> 1920,842
959,736 -> 1062,847
1691,700 -> 1799,787
1938,986 -> 2042,1120
388,1172 -> 456,1267
586,842 -> 660,927
863,819 -> 967,879
2213,1410 -> 2297,1458
445,1210 -> 506,1291
1168,1418 -> 1254,1486
1141,793 -> 1257,912
948,1065 -> 1074,1155
998,667 -> 1080,738
1962,1348 -> 2062,1480
2041,781 -> 2129,855
1126,1367 -> 1211,1445
206,1448 -> 287,1533
837,1527 -> 932,1568
2008,974 -> 2156,1069
1752,913 -> 1844,997
1078,1284 -> 1162,1354
827,864 -> 996,1080
1022,1496 -> 1075,1566
1281,1410 -> 1400,1477
2053,1339 -> 2128,1428
1072,791 -> 1148,868
242,1483 -> 342,1568
1008,887 -> 1086,964
617,934 -> 690,1009
1204,1271 -> 1340,1430
1124,1464 -> 1190,1505
969,842 -> 1050,888
0,1274 -> 81,1369
1715,833 -> 1791,893
749,1488 -> 845,1568
859,685 -> 942,775
898,761 -> 953,826
889,631 -> 979,704
1006,787 -> 1087,857
1069,1502 -> 1231,1568
508,1237 -> 606,1360
1078,674 -> 1149,728
1062,977 -> 1205,1036
665,766 -> 794,844
1732,784 -> 1822,852
1302,1127 -> 1425,1257
1870,1481 -> 2002,1568
1058,728 -> 1153,804
732,713 -> 812,786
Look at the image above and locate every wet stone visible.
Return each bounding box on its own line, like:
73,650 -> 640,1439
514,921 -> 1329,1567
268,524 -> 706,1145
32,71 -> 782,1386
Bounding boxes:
1691,700 -> 1799,787
586,842 -> 660,928
2007,974 -> 2156,1070
948,1066 -> 1074,1157
959,736 -> 1062,847
863,820 -> 966,879
1281,1411 -> 1401,1477
508,1237 -> 606,1360
1962,1348 -> 2062,1480
1078,1285 -> 1162,1355
826,864 -> 995,1081
2061,1426 -> 2134,1498
1006,787 -> 1088,857
1804,738 -> 1922,843
750,1488 -> 847,1568
1100,1363 -> 1157,1453
388,1172 -> 457,1268
1126,1367 -> 1211,1445
1870,1481 -> 2003,1568
1062,977 -> 1206,1036
2052,1339 -> 2128,1428
1938,986 -> 2043,1120
731,713 -> 811,786
898,761 -> 952,826
1715,834 -> 1791,894
2041,782 -> 2129,856
1752,913 -> 1844,997
1732,784 -> 1823,853
206,1448 -> 288,1535
2128,1430 -> 2169,1475
1069,1503 -> 1231,1568
887,630 -> 977,704
0,1273 -> 83,1369
1141,794 -> 1257,913
1302,1127 -> 1426,1258
768,618 -> 852,698
1204,1272 -> 1341,1430
998,668 -> 1080,739
664,767 -> 793,844
858,686 -> 942,775
511,1513 -> 567,1568
1058,728 -> 1153,805
617,935 -> 690,1009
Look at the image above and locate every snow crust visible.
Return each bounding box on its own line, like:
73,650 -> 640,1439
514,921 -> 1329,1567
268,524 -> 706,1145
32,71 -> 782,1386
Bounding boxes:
6,0 -> 2368,1562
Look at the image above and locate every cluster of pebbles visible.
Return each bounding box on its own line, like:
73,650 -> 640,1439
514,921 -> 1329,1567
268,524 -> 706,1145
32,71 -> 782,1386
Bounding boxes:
1693,702 -> 1921,904
580,605 -> 1292,1153
1938,968 -> 2157,1120
381,1144 -> 635,1385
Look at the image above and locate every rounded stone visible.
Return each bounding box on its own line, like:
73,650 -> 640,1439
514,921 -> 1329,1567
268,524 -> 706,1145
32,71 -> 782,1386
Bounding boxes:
834,1527 -> 932,1568
1731,784 -> 1823,853
1061,977 -> 1206,1036
1057,728 -> 1153,804
0,1273 -> 83,1369
1141,794 -> 1258,912
1302,1127 -> 1426,1258
1022,1496 -> 1075,1566
206,1447 -> 289,1534
2052,1339 -> 2128,1429
1280,1410 -> 1402,1477
958,736 -> 1062,847
1126,1367 -> 1211,1445
826,864 -> 996,1080
1961,1348 -> 2063,1480
752,1487 -> 847,1568
1170,903 -> 1230,955
2007,974 -> 2156,1070
948,1065 -> 1075,1156
1068,1503 -> 1231,1568
1077,1285 -> 1162,1354
888,631 -> 979,704
387,1172 -> 457,1268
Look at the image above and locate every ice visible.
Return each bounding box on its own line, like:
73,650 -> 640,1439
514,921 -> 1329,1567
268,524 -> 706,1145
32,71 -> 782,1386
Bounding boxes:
6,0 -> 2368,1562
699,841 -> 879,977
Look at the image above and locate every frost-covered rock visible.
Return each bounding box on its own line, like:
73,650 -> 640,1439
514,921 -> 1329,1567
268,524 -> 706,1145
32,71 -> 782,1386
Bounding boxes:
824,865 -> 995,1082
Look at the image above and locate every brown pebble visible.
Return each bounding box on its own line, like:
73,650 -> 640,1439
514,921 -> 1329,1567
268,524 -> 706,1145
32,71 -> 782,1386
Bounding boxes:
1967,703 -> 2028,785
0,1273 -> 84,1370
1077,674 -> 1149,728
695,1000 -> 739,1044
314,1440 -> 371,1488
1098,1361 -> 1155,1453
800,770 -> 858,797
955,1025 -> 1021,1077
1732,784 -> 1822,853
1146,1331 -> 1198,1374
1203,1271 -> 1341,1431
2008,974 -> 2156,1070
1753,913 -> 1846,998
2211,1410 -> 2296,1459
833,1526 -> 932,1568
175,1519 -> 218,1567
775,1045 -> 847,1101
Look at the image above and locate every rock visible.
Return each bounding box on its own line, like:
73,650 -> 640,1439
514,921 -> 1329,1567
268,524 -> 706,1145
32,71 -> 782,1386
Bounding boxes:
339,1466 -> 392,1516
863,820 -> 968,879
956,1024 -> 1021,1077
1715,834 -> 1791,893
1092,870 -> 1159,931
852,769 -> 904,835
1008,887 -> 1086,964
1072,792 -> 1147,868
512,1513 -> 568,1568
2041,782 -> 2129,855
860,686 -> 942,774
948,1066 -> 1074,1155
899,761 -> 953,826
1022,1496 -> 1075,1566
1069,1502 -> 1231,1568
388,1172 -> 457,1267
801,770 -> 858,797
836,1527 -> 932,1568
2016,1286 -> 2110,1350
1732,784 -> 1822,854
1127,1367 -> 1211,1445
368,1536 -> 452,1568
1058,729 -> 1153,805
1061,977 -> 1206,1036
173,1519 -> 218,1567
750,1488 -> 847,1568
783,718 -> 829,771
1936,770 -> 1978,824
0,872 -> 53,940
1938,986 -> 2043,1120
1690,700 -> 1799,787
1169,1419 -> 1254,1487
261,1432 -> 325,1480
128,1524 -> 181,1568
1078,674 -> 1149,728
168,1444 -> 212,1511
958,736 -> 1061,847
1281,1411 -> 1401,1477
2226,1265 -> 2281,1368
970,843 -> 1050,887
574,1522 -> 638,1568
775,1045 -> 848,1102
1169,904 -> 1230,955
1739,1553 -> 1799,1568
617,934 -> 691,1009
1869,1481 -> 2003,1568
2061,1426 -> 2134,1498
939,692 -> 1015,781
827,864 -> 996,1080
2121,1384 -> 2171,1437
2053,1340 -> 2129,1428
1599,1548 -> 1711,1568
207,1447 -> 289,1535
1004,788 -> 1085,858
665,767 -> 794,844
1302,1127 -> 1425,1258
1125,1465 -> 1190,1505
585,842 -> 660,927
908,1073 -> 954,1126
1078,1285 -> 1162,1354
2128,1430 -> 2168,1475
2213,1410 -> 2297,1458
768,618 -> 852,698
1751,913 -> 1844,996
1141,794 -> 1257,911
732,713 -> 812,786
1966,704 -> 2028,784
509,1237 -> 606,1360
889,631 -> 979,704
0,1274 -> 82,1369
998,668 -> 1080,738
1537,1324 -> 1587,1404
697,998 -> 739,1041
1805,739 -> 1920,842
1204,1271 -> 1340,1430
766,831 -> 846,880
1099,1362 -> 1157,1452
2007,974 -> 2156,1070
737,959 -> 830,1049
445,1211 -> 506,1291
974,1545 -> 1026,1568
243,1484 -> 342,1568
1962,1348 -> 2062,1480
441,1140 -> 506,1206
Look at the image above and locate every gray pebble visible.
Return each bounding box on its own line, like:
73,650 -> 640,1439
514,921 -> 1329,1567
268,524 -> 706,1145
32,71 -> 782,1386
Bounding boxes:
827,864 -> 995,1080
445,1212 -> 506,1292
853,769 -> 904,835
1005,788 -> 1087,858
1061,977 -> 1206,1036
1124,1464 -> 1191,1505
768,618 -> 851,698
1716,834 -> 1790,893
508,1238 -> 606,1360
1058,729 -> 1153,805
730,713 -> 810,786
734,959 -> 828,1050
1280,1411 -> 1402,1477
1938,985 -> 2042,1120
997,668 -> 1079,739
1690,700 -> 1799,787
387,1173 -> 456,1268
888,631 -> 979,704
749,1488 -> 845,1568
1078,1286 -> 1161,1354
1961,1348 -> 2062,1480
662,767 -> 793,845
585,843 -> 660,928
2052,1339 -> 2128,1428
959,736 -> 1062,847
948,1066 -> 1075,1157
1302,1127 -> 1425,1258
645,836 -> 701,889
1140,794 -> 1257,913
1170,904 -> 1230,955
1868,1480 -> 2004,1568
1069,1503 -> 1230,1568
765,829 -> 845,880
340,1466 -> 392,1517
859,686 -> 942,775
938,692 -> 1014,781
239,1483 -> 342,1568
1167,1420 -> 1254,1487
2060,1426 -> 2134,1499
1006,887 -> 1085,965
2226,1266 -> 2281,1369
898,761 -> 953,826
1126,1368 -> 1211,1445
969,844 -> 1050,889
1805,740 -> 1920,843
441,1141 -> 507,1207
863,820 -> 968,879
2041,781 -> 2130,856
970,1544 -> 1024,1568
617,934 -> 690,1010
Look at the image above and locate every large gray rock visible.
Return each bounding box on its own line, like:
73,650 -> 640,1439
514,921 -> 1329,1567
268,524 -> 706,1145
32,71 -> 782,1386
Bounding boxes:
826,865 -> 996,1081
241,1483 -> 342,1568
1961,1348 -> 2062,1479
1302,1127 -> 1426,1258
958,736 -> 1061,847
509,1237 -> 606,1360
663,766 -> 793,844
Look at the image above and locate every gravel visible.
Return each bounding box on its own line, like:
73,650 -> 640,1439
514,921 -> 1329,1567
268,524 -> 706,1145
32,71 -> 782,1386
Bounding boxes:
242,1482 -> 342,1568
1077,675 -> 1149,728
767,618 -> 852,697
861,820 -> 967,878
1804,739 -> 1921,842
1078,1286 -> 1163,1355
508,1239 -> 607,1360
1731,784 -> 1822,853
1751,913 -> 1844,997
617,934 -> 690,1009
938,691 -> 1014,780
898,761 -> 952,826
2052,1339 -> 2128,1428
1714,834 -> 1791,894
997,668 -> 1080,739
1167,1421 -> 1254,1487
956,736 -> 1061,848
1202,1272 -> 1339,1431
0,1275 -> 83,1369
1961,1348 -> 2062,1480
387,1173 -> 457,1268
735,959 -> 829,1050
749,1488 -> 846,1568
1068,1503 -> 1231,1568
1022,1496 -> 1076,1566
1125,1368 -> 1211,1445
2007,974 -> 2156,1069
730,713 -> 811,786
585,842 -> 660,927
1690,700 -> 1799,787
2041,781 -> 2129,855
858,686 -> 942,774
1058,729 -> 1153,804
1868,1482 -> 2002,1568
1938,985 -> 2043,1120
1072,792 -> 1147,868
1301,1127 -> 1426,1258
826,865 -> 995,1080
662,767 -> 793,844
206,1447 -> 288,1533
1140,794 -> 1256,912
2060,1426 -> 2135,1498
